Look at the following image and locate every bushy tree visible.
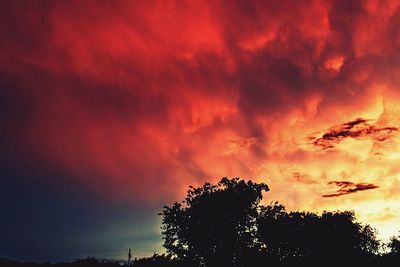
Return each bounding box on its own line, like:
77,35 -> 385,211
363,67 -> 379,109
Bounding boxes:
257,202 -> 320,260
388,235 -> 400,255
160,177 -> 269,267
257,202 -> 379,263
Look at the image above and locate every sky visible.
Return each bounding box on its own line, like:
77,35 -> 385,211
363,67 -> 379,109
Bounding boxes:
2,0 -> 400,262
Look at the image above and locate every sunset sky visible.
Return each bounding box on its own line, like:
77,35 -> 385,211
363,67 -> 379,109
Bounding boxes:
2,0 -> 400,262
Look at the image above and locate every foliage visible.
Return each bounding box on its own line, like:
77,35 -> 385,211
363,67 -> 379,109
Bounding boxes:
258,202 -> 379,262
388,235 -> 400,255
160,177 -> 269,267
161,178 -> 383,266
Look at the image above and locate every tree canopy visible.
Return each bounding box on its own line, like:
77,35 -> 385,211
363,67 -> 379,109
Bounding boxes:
160,178 -> 268,267
258,202 -> 379,264
160,177 -> 382,267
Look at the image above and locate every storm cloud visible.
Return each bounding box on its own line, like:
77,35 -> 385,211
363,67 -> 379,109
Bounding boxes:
3,0 -> 400,261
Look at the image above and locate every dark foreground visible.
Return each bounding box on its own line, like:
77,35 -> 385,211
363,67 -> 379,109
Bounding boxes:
3,254 -> 400,267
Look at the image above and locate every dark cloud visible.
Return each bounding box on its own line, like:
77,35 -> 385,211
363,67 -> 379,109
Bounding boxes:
322,181 -> 379,198
309,118 -> 398,150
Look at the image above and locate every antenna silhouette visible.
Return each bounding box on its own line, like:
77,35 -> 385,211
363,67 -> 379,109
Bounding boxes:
128,248 -> 132,266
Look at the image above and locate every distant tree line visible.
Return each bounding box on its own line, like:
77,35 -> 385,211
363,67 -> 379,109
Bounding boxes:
3,177 -> 400,267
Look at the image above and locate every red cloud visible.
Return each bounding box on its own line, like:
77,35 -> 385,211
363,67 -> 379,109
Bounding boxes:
1,0 -> 400,202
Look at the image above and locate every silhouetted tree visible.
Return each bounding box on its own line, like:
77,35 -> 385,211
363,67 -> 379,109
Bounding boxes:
258,202 -> 380,265
388,235 -> 400,255
257,202 -> 319,261
160,177 -> 269,267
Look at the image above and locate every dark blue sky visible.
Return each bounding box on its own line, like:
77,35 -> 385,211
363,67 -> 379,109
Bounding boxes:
0,157 -> 163,262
